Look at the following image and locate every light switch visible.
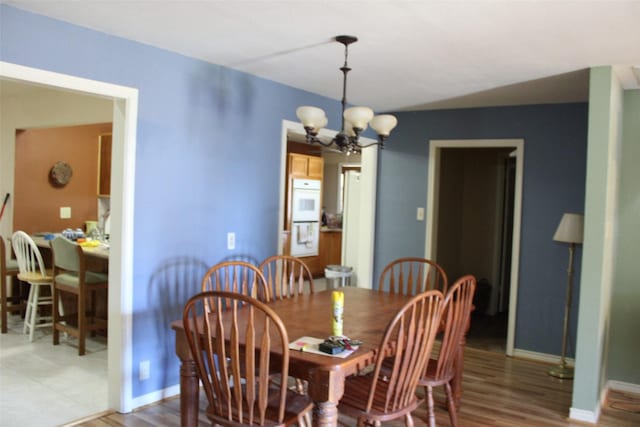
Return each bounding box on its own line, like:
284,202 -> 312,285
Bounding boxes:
416,207 -> 425,221
60,206 -> 71,219
227,232 -> 236,250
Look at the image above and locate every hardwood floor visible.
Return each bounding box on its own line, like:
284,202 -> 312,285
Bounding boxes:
68,347 -> 640,426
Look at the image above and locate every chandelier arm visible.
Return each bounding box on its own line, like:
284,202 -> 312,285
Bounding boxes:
303,127 -> 337,147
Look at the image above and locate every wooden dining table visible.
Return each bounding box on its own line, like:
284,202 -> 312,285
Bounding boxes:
172,287 -> 419,427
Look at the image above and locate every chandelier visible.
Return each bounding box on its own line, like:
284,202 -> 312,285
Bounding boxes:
296,35 -> 397,154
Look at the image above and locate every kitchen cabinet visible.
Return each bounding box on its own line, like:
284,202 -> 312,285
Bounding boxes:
298,230 -> 342,278
98,133 -> 112,197
288,153 -> 323,179
322,230 -> 342,266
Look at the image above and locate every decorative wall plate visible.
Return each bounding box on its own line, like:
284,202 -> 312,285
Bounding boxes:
50,161 -> 73,186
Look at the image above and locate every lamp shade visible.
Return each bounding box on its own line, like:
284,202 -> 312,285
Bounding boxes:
370,114 -> 398,136
343,106 -> 374,130
553,213 -> 584,244
296,106 -> 326,129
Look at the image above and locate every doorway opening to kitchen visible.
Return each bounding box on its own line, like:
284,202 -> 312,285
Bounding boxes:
278,120 -> 377,288
0,61 -> 138,417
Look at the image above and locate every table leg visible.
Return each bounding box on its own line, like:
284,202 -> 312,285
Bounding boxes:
314,401 -> 339,427
308,368 -> 344,427
180,359 -> 199,427
175,329 -> 199,427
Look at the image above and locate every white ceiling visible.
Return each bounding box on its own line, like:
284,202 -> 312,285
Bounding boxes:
3,0 -> 640,111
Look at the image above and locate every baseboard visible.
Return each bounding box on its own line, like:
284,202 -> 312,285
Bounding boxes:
512,348 -> 575,366
569,406 -> 600,424
607,380 -> 640,395
131,383 -> 181,410
566,379 -> 638,424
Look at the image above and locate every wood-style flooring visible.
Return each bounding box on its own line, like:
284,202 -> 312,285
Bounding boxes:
67,347 -> 640,426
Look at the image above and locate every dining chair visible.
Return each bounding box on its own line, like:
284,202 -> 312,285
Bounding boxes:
338,289 -> 445,426
50,236 -> 109,355
378,257 -> 448,295
182,290 -> 314,426
1,235 -> 24,333
259,254 -> 314,394
11,231 -> 54,341
201,260 -> 270,303
420,275 -> 476,427
259,255 -> 314,302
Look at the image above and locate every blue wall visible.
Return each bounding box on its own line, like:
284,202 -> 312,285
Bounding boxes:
375,104 -> 588,354
1,5 -> 345,397
2,4 -> 589,398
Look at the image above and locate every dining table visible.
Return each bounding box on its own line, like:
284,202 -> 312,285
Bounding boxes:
172,287 -> 420,427
32,233 -> 109,273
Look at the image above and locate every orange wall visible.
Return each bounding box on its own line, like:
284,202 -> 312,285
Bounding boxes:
13,123 -> 112,234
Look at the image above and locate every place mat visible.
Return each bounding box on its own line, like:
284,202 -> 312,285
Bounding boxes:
289,336 -> 358,358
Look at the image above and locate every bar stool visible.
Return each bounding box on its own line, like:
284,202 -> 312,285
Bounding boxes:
1,235 -> 24,333
11,231 -> 54,341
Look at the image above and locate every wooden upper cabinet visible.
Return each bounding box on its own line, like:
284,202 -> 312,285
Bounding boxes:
98,134 -> 112,197
307,156 -> 323,179
288,153 -> 323,180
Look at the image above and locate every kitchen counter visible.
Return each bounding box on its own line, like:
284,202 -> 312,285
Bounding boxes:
320,227 -> 342,233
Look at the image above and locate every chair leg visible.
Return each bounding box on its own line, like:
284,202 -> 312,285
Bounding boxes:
445,381 -> 459,426
78,290 -> 86,356
425,385 -> 436,427
1,273 -> 7,334
27,284 -> 40,342
52,285 -> 60,345
405,413 -> 414,427
23,284 -> 34,335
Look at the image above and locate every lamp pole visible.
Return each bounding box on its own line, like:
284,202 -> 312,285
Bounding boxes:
549,242 -> 576,379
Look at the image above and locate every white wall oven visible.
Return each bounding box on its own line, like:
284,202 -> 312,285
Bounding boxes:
290,178 -> 321,257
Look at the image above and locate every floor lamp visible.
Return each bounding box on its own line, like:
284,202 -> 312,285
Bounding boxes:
549,213 -> 584,379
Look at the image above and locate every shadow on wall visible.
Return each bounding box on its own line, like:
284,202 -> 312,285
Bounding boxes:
219,253 -> 261,265
148,257 -> 210,389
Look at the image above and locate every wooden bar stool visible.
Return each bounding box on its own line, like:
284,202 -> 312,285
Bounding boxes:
1,235 -> 24,333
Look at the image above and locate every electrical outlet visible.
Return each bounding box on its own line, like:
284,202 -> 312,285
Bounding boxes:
227,232 -> 235,250
416,207 -> 425,221
60,206 -> 71,219
139,360 -> 150,381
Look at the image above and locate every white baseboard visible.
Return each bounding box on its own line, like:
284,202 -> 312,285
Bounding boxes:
512,348 -> 575,366
607,380 -> 640,395
131,384 -> 180,410
569,407 -> 599,424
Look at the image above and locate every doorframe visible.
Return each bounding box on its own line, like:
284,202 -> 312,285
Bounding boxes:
279,120 -> 378,288
0,61 -> 138,412
425,138 -> 524,356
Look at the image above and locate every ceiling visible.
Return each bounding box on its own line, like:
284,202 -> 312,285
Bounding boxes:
3,1 -> 640,111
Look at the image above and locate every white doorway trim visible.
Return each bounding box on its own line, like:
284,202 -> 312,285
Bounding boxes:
279,120 -> 377,288
425,138 -> 524,356
0,61 -> 138,412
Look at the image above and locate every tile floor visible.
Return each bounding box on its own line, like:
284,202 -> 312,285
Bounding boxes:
0,313 -> 108,427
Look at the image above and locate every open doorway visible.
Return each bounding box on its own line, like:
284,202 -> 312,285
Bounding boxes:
0,61 -> 138,415
278,120 -> 378,288
425,139 -> 523,356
